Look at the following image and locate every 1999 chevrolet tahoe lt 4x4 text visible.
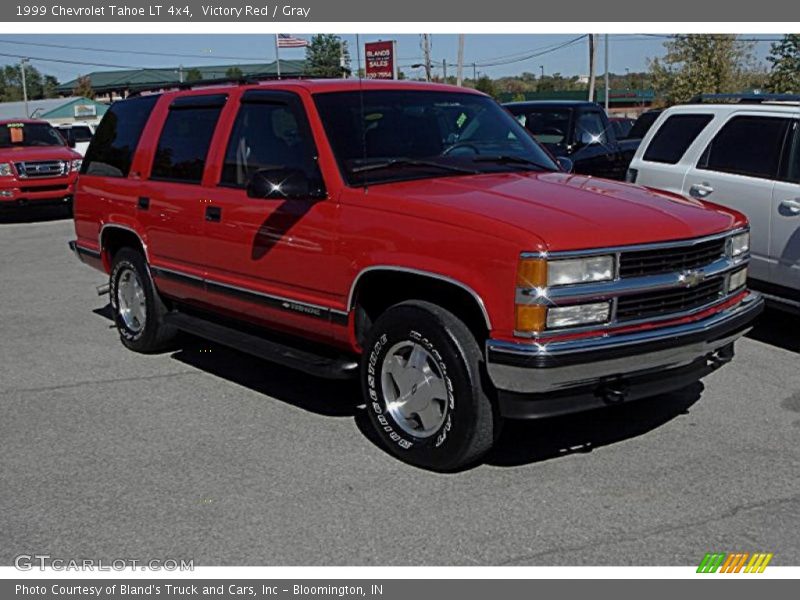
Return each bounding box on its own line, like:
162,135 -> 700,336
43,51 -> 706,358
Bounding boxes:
69,80 -> 763,470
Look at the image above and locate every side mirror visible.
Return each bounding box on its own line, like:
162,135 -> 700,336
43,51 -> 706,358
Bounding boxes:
246,168 -> 326,201
556,156 -> 574,173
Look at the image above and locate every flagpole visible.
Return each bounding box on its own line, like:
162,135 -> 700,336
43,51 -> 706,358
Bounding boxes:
274,33 -> 281,78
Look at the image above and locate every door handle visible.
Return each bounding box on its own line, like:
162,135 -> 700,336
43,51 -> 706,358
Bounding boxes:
137,196 -> 150,210
780,198 -> 800,215
205,206 -> 222,222
689,183 -> 714,198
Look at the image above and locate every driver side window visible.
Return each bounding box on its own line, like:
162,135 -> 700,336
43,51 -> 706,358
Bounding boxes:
220,99 -> 317,188
575,111 -> 607,145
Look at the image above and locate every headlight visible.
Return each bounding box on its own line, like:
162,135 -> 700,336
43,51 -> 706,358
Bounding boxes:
70,159 -> 83,172
730,232 -> 749,258
547,255 -> 615,286
728,267 -> 748,292
0,163 -> 13,177
546,302 -> 611,329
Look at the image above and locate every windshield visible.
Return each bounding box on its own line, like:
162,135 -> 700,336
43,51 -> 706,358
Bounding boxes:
511,107 -> 573,146
0,122 -> 66,148
314,90 -> 558,185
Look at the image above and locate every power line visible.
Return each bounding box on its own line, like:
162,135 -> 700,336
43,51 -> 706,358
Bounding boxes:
0,50 -> 148,70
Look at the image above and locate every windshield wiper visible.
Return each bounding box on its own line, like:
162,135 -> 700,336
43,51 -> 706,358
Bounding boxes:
351,158 -> 478,175
471,155 -> 554,171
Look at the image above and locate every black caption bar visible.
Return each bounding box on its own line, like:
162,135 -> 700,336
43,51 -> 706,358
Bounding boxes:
1,1 -> 798,21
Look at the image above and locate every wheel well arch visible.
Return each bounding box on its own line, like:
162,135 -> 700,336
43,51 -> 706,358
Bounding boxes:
100,225 -> 147,270
349,267 -> 491,346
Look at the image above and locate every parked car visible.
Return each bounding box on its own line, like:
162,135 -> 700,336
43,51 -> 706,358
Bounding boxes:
56,122 -> 96,156
609,116 -> 635,139
626,108 -> 664,141
627,95 -> 800,311
0,119 -> 82,212
69,80 -> 762,470
504,100 -> 641,180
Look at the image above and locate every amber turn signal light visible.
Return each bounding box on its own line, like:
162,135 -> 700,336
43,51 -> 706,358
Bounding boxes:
515,304 -> 546,333
516,257 -> 547,288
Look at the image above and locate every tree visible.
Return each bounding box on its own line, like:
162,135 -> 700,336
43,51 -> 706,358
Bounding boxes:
225,66 -> 244,80
649,35 -> 756,104
305,34 -> 350,78
72,75 -> 93,98
766,34 -> 800,93
474,75 -> 497,98
185,68 -> 203,82
0,63 -> 60,102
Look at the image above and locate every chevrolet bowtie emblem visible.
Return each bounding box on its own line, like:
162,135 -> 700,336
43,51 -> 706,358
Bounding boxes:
681,269 -> 705,288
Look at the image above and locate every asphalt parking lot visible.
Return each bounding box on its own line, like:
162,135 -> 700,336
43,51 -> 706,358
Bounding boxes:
1,214 -> 799,566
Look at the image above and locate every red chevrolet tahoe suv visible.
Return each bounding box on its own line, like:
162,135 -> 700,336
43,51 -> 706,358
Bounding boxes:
69,80 -> 763,470
0,119 -> 82,211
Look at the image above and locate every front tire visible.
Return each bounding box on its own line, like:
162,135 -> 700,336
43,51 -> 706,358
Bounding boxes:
361,300 -> 499,471
109,247 -> 177,353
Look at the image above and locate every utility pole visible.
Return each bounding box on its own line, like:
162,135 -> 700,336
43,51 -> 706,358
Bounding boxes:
421,34 -> 432,82
540,65 -> 544,79
442,59 -> 447,81
604,34 -> 610,112
178,64 -> 184,83
20,58 -> 29,118
456,34 -> 464,86
472,63 -> 477,82
587,34 -> 597,103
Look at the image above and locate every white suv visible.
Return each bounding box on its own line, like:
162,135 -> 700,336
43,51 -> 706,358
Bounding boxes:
627,96 -> 800,310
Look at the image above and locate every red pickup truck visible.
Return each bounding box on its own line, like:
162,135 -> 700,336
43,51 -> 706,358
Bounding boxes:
0,119 -> 82,212
69,80 -> 762,470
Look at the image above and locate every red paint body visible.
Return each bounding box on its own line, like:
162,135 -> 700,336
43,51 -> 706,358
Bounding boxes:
0,119 -> 81,207
72,80 -> 748,352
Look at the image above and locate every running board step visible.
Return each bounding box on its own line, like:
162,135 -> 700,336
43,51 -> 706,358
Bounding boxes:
165,312 -> 359,380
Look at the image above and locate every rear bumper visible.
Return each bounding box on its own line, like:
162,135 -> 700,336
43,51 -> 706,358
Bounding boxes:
486,292 -> 763,417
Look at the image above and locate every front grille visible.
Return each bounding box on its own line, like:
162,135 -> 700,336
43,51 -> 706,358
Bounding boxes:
19,184 -> 69,193
14,161 -> 68,179
619,238 -> 726,278
615,278 -> 725,322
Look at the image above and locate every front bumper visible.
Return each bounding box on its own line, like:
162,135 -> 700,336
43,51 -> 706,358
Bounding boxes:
486,292 -> 763,417
0,176 -> 75,208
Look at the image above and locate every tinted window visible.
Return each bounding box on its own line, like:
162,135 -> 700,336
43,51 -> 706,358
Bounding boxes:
0,122 -> 65,148
699,116 -> 791,179
151,96 -> 225,184
643,114 -> 713,164
575,111 -> 608,145
221,95 -> 318,188
787,124 -> 800,183
82,95 -> 158,177
315,91 -> 557,186
513,108 -> 572,145
71,126 -> 93,142
627,110 -> 661,140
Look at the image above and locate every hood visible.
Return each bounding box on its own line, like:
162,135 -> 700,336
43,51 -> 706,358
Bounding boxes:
366,172 -> 746,252
0,145 -> 81,163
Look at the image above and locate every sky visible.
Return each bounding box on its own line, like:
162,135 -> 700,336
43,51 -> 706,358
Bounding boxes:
0,33 -> 781,85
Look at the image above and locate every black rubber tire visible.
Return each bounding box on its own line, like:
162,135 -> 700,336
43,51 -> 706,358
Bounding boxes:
109,247 -> 177,353
361,300 -> 499,471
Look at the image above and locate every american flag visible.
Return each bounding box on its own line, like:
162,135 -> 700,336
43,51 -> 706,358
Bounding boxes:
277,34 -> 309,48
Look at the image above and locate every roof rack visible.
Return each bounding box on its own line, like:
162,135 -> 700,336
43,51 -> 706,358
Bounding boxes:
686,93 -> 800,104
126,73 -> 310,98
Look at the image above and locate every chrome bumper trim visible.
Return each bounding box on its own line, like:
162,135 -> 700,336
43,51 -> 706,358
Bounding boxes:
486,292 -> 763,394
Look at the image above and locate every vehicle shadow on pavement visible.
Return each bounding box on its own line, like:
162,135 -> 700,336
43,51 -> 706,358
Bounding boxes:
92,303 -> 705,470
0,206 -> 72,223
746,306 -> 800,353
485,383 -> 703,467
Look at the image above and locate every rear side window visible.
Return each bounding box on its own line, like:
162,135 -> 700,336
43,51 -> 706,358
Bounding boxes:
82,95 -> 158,177
643,114 -> 713,164
698,115 -> 791,180
786,123 -> 800,184
150,94 -> 226,184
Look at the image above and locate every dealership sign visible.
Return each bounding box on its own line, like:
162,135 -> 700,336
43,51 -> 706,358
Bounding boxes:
365,40 -> 397,79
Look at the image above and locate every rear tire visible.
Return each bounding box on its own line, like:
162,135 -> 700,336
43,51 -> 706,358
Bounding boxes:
361,300 -> 499,471
109,247 -> 177,353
